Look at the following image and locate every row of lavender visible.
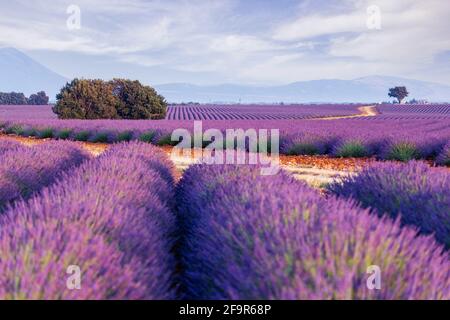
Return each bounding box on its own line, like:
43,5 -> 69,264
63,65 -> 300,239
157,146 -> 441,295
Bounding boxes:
2,104 -> 449,121
166,104 -> 362,120
0,104 -> 362,121
1,117 -> 449,165
177,163 -> 449,299
0,142 -> 176,299
0,141 -> 448,299
370,104 -> 450,120
0,140 -> 90,212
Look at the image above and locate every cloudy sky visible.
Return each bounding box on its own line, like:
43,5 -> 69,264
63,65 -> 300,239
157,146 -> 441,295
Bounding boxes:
1,0 -> 449,85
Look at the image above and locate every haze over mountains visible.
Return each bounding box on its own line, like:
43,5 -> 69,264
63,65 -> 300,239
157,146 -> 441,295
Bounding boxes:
0,48 -> 68,99
1,47 -> 449,103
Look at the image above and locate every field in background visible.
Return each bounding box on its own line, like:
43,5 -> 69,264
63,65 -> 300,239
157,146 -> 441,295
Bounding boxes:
1,104 -> 449,166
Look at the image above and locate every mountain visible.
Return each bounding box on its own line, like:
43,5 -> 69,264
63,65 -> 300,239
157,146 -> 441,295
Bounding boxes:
1,47 -> 449,103
0,47 -> 67,100
156,76 -> 450,103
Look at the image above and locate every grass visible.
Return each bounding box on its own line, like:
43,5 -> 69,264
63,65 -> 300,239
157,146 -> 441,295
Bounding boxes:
386,142 -> 420,162
335,141 -> 369,158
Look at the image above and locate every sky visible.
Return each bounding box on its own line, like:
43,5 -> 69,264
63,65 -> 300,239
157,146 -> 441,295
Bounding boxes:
0,0 -> 449,86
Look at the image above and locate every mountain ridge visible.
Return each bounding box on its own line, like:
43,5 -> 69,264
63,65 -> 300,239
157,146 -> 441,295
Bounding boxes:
1,47 -> 449,103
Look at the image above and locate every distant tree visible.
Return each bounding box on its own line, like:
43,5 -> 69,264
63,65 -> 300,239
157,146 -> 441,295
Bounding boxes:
0,92 -> 28,105
109,79 -> 167,120
28,91 -> 49,105
388,86 -> 409,104
53,79 -> 119,119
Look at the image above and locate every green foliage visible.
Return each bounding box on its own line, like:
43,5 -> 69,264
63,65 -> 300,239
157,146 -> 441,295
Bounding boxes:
110,79 -> 167,120
56,129 -> 72,140
0,92 -> 28,105
386,142 -> 420,162
53,79 -> 119,119
388,86 -> 409,103
139,131 -> 156,144
22,127 -> 37,137
117,131 -> 133,142
5,125 -> 24,135
91,132 -> 109,143
157,134 -> 179,146
28,91 -> 49,105
335,141 -> 369,158
74,131 -> 90,141
288,143 -> 320,156
37,128 -> 54,139
53,78 -> 167,120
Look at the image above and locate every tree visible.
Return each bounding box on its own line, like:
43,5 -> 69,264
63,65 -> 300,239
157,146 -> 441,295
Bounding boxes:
53,78 -> 167,120
0,92 -> 28,105
53,79 -> 119,119
28,91 -> 49,105
110,79 -> 167,120
388,87 -> 409,104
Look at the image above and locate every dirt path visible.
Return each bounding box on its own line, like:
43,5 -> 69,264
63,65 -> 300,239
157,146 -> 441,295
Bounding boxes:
311,105 -> 379,120
1,133 -> 367,188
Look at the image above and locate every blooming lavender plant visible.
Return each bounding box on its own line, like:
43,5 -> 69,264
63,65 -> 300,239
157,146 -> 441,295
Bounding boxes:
0,141 -> 90,211
177,164 -> 449,300
0,218 -> 147,300
328,161 -> 450,248
0,139 -> 25,154
436,142 -> 450,166
0,142 -> 177,299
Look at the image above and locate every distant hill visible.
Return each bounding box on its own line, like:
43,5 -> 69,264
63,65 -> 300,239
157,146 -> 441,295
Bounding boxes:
0,47 -> 67,100
156,76 -> 450,103
1,47 -> 449,104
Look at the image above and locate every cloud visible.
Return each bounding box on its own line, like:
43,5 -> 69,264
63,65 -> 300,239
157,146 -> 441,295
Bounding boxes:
0,0 -> 449,85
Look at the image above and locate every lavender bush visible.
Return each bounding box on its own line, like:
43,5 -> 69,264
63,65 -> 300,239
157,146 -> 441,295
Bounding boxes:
177,164 -> 449,300
0,142 -> 176,299
0,139 -> 25,154
0,218 -> 147,300
437,142 -> 450,166
0,141 -> 90,211
328,161 -> 450,248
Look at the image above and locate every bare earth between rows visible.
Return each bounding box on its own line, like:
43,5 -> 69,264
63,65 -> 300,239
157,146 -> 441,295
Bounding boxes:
1,133 -> 376,188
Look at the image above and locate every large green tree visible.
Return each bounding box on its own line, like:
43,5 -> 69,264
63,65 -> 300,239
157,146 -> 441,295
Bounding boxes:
110,79 -> 167,120
53,78 -> 167,120
53,79 -> 119,119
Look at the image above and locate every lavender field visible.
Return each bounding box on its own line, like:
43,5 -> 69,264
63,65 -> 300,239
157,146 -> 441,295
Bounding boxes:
1,104 -> 449,164
0,103 -> 449,300
0,140 -> 448,300
2,0 -> 450,309
0,104 -> 450,300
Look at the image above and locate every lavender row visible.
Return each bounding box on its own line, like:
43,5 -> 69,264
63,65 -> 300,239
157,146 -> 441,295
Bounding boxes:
328,161 -> 450,248
166,104 -> 362,120
0,104 -> 363,121
176,164 -> 449,300
0,141 -> 90,211
0,139 -> 25,154
0,142 -> 177,299
3,104 -> 450,121
2,120 -> 449,164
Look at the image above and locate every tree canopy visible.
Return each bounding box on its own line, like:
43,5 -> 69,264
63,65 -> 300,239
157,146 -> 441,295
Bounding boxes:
388,87 -> 409,104
53,78 -> 167,120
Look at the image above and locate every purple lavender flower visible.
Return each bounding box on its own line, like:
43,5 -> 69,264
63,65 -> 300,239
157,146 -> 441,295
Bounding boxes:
0,141 -> 90,211
436,142 -> 450,166
177,164 -> 450,300
329,161 -> 450,248
0,142 -> 176,299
